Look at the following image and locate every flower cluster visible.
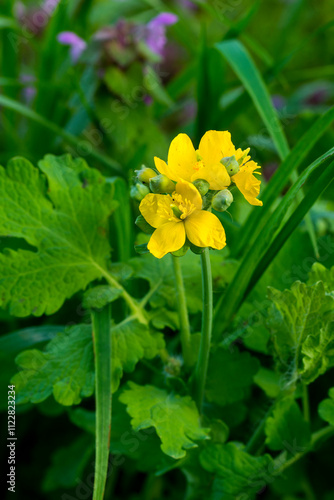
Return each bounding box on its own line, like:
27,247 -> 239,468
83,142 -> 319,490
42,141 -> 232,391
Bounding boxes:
136,130 -> 263,259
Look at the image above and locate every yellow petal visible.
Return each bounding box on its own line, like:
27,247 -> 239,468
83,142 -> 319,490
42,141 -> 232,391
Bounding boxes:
198,130 -> 236,165
175,180 -> 202,211
191,163 -> 231,191
154,156 -> 172,179
185,210 -> 226,250
167,133 -> 197,182
148,221 -> 186,259
232,160 -> 263,206
139,193 -> 174,228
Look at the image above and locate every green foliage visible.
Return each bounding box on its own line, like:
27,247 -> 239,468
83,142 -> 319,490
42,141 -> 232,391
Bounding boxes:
318,388 -> 334,425
265,397 -> 311,451
83,285 -> 123,309
12,325 -> 94,406
206,347 -> 260,406
0,155 -> 117,316
119,382 -> 209,459
266,281 -> 334,383
200,442 -> 273,500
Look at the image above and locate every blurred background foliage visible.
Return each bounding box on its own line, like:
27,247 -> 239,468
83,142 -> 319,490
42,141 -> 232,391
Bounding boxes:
0,0 -> 334,499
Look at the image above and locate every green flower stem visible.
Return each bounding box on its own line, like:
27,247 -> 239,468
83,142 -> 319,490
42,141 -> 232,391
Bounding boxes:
192,248 -> 213,413
172,255 -> 192,367
92,304 -> 112,500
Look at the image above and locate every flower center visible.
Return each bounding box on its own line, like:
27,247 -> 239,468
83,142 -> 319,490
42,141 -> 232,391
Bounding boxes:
170,192 -> 196,220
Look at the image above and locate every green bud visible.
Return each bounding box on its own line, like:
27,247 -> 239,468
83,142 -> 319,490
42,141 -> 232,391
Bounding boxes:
220,155 -> 240,176
212,189 -> 233,212
136,165 -> 156,184
193,179 -> 210,196
135,215 -> 154,234
149,174 -> 175,194
130,182 -> 150,201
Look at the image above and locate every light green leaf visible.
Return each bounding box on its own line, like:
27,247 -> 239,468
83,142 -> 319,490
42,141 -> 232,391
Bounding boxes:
12,325 -> 94,406
0,155 -> 117,317
265,397 -> 311,452
200,442 -> 272,500
300,322 -> 334,383
119,382 -> 209,459
111,318 -> 165,392
267,281 -> 334,377
318,388 -> 334,425
83,285 -> 123,310
206,347 -> 260,406
308,262 -> 334,293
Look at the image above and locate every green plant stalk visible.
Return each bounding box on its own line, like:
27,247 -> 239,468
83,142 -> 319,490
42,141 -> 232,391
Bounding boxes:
172,255 -> 192,367
302,384 -> 310,422
92,304 -> 112,500
192,248 -> 213,412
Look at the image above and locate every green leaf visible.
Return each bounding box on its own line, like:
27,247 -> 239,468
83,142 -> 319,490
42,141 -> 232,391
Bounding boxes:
205,346 -> 260,406
308,262 -> 334,292
300,321 -> 334,384
200,442 -> 272,500
234,108 -> 334,258
83,285 -> 123,310
0,325 -> 63,353
265,397 -> 311,452
215,39 -> 289,159
0,155 -> 117,317
92,305 -> 112,500
266,281 -> 334,381
318,388 -> 334,425
119,382 -> 209,459
111,318 -> 165,392
42,435 -> 94,492
12,324 -> 94,406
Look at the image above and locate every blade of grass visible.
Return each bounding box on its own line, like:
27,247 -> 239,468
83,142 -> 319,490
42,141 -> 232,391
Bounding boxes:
213,151 -> 334,336
0,94 -> 123,176
215,38 -> 319,256
0,325 -> 64,352
246,160 -> 334,296
234,107 -> 334,257
92,304 -> 112,500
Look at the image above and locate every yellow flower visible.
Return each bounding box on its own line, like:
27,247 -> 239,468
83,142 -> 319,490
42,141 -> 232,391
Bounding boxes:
139,180 -> 226,259
154,130 -> 263,206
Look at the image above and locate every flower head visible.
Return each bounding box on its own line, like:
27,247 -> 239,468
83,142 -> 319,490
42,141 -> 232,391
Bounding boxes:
139,181 -> 226,258
139,12 -> 178,57
57,31 -> 87,63
154,130 -> 263,206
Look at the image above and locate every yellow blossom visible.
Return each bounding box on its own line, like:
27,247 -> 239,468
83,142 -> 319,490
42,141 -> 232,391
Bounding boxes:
139,180 -> 226,259
154,130 -> 263,206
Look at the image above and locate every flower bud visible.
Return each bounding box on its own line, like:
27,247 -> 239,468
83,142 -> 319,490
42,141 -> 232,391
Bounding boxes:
135,215 -> 154,234
136,165 -> 156,184
149,174 -> 175,194
212,189 -> 233,212
220,155 -> 240,176
193,179 -> 210,196
130,182 -> 150,201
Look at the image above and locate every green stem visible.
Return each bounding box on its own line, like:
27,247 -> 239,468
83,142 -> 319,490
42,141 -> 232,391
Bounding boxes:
172,255 -> 192,367
192,248 -> 213,413
302,383 -> 310,422
92,304 -> 112,500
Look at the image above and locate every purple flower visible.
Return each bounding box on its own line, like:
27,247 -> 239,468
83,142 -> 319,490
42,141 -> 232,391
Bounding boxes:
57,31 -> 87,63
144,12 -> 178,56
